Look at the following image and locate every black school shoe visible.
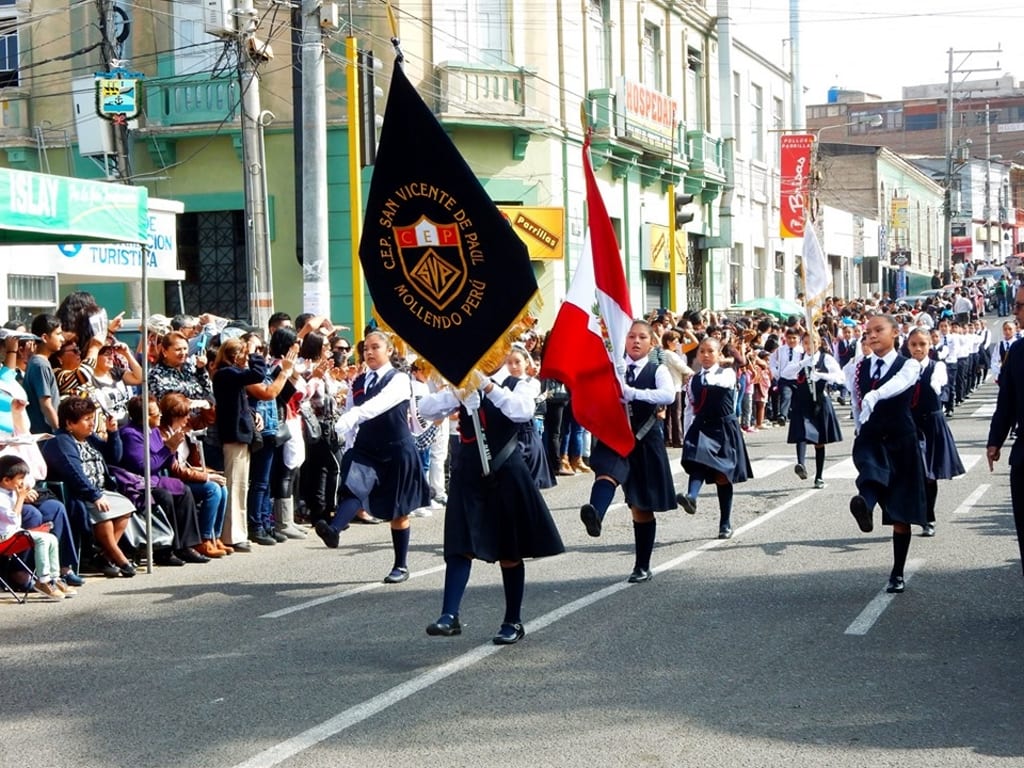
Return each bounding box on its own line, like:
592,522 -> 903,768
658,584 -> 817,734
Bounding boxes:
426,614 -> 462,636
492,623 -> 525,645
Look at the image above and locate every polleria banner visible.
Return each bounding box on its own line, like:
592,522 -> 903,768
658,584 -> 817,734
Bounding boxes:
779,134 -> 814,239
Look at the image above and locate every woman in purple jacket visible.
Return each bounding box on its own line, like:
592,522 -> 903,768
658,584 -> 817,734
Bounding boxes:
117,395 -> 208,565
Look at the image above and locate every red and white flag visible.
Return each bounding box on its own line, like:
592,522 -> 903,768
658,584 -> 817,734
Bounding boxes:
540,134 -> 635,457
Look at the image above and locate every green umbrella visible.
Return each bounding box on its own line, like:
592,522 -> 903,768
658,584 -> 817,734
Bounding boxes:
729,296 -> 805,319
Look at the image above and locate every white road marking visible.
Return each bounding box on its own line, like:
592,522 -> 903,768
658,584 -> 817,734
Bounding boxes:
260,564 -> 448,619
953,454 -> 982,476
233,489 -> 818,768
844,558 -> 924,636
823,457 -> 858,480
821,455 -> 982,482
971,403 -> 996,419
952,484 -> 991,515
749,458 -> 793,478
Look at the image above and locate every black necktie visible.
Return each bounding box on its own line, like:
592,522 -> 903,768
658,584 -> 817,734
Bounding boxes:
365,371 -> 377,391
788,348 -> 793,362
871,359 -> 883,384
626,364 -> 637,386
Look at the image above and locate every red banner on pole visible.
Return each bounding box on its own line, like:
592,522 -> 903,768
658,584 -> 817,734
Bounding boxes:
779,134 -> 814,239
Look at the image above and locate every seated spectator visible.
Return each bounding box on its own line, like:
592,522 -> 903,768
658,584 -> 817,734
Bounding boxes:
115,395 -> 210,566
40,397 -> 137,577
0,363 -> 85,586
0,455 -> 72,600
158,392 -> 229,558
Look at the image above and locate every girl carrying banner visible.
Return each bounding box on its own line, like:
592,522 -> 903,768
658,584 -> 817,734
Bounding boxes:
783,332 -> 844,489
418,366 -> 564,645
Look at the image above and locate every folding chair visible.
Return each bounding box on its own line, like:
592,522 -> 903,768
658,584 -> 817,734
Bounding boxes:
0,531 -> 36,604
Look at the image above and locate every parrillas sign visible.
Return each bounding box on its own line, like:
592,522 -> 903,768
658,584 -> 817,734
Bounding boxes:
498,206 -> 564,260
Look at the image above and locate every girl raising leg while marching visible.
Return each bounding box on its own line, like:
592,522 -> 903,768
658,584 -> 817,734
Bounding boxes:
846,314 -> 926,593
676,337 -> 753,539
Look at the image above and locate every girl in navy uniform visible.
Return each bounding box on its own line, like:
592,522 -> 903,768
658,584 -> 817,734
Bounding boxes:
313,331 -> 429,584
676,337 -> 753,539
907,328 -> 965,537
578,320 -> 677,583
846,314 -> 926,593
419,368 -> 564,644
783,333 -> 844,489
502,347 -> 556,489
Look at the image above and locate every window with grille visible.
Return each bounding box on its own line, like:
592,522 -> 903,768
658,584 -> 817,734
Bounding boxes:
7,274 -> 56,305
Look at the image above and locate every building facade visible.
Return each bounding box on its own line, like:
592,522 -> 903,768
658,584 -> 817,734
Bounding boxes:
806,77 -> 1023,272
0,0 -> 804,327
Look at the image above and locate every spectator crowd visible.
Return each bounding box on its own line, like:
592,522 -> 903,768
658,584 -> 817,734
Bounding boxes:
2,265 -> 1020,602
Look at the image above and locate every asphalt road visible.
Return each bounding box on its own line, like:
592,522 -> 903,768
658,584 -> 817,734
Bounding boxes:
4,353 -> 1023,768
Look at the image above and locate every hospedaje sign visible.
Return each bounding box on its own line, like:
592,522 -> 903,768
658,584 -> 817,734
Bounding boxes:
613,77 -> 679,154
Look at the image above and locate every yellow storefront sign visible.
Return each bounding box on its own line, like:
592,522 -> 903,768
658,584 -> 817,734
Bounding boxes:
644,223 -> 687,273
498,206 -> 564,260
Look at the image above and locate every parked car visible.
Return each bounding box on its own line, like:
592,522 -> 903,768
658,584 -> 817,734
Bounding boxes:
972,264 -> 1009,283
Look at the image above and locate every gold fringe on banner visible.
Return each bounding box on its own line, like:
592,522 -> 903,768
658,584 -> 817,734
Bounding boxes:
372,292 -> 543,396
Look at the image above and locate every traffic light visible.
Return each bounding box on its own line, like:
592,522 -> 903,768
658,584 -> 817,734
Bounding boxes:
674,191 -> 695,230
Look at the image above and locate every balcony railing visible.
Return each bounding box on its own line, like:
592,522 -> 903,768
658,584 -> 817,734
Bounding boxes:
144,73 -> 238,128
686,130 -> 724,177
0,89 -> 30,138
435,62 -> 536,120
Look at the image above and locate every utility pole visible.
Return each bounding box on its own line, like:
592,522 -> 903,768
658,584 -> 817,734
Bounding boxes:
301,0 -> 330,316
984,101 -> 993,263
96,0 -> 131,183
237,0 -> 275,329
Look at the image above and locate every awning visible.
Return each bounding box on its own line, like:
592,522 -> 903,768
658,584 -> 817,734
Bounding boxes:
0,167 -> 148,245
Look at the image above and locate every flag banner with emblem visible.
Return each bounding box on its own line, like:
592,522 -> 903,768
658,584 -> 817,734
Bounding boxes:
540,133 -> 635,458
358,60 -> 538,387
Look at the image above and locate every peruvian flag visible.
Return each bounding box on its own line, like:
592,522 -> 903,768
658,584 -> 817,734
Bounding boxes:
540,133 -> 635,457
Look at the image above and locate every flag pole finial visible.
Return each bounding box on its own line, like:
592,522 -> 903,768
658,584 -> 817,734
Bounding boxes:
384,0 -> 404,62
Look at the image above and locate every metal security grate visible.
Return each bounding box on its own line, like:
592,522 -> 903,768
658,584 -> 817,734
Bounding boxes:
170,209 -> 249,321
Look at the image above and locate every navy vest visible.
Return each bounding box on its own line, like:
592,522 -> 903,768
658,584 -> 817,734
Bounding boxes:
690,369 -> 736,422
855,355 -> 916,439
911,360 -> 942,419
351,368 -> 409,452
627,361 -> 660,433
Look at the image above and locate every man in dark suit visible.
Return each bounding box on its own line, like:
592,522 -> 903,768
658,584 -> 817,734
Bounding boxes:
986,285 -> 1024,577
